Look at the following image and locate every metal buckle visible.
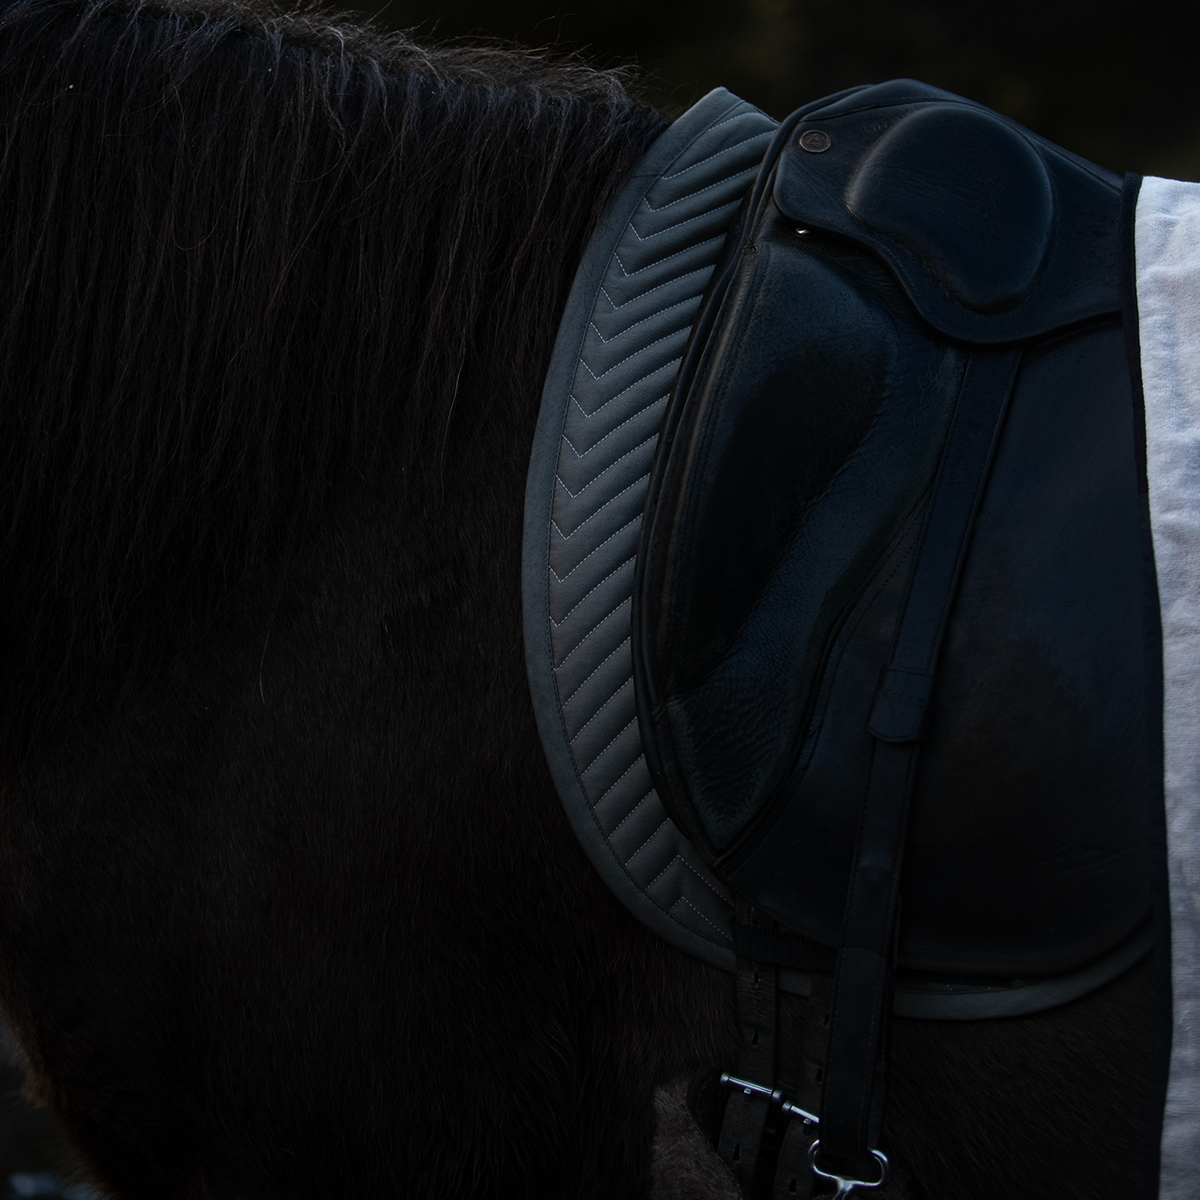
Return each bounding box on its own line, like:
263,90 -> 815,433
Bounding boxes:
781,1098 -> 820,1127
719,1072 -> 783,1105
808,1142 -> 889,1198
719,1073 -> 820,1128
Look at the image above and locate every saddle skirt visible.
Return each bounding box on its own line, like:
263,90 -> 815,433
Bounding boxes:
523,81 -> 1154,1023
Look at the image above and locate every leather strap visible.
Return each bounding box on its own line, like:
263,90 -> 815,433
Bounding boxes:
773,973 -> 834,1199
819,348 -> 1023,1177
718,901 -> 781,1196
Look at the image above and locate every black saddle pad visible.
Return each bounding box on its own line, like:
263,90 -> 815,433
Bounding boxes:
632,80 -> 1152,980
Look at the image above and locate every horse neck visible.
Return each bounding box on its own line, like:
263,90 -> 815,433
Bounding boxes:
0,0 -> 662,765
0,6 -> 735,1195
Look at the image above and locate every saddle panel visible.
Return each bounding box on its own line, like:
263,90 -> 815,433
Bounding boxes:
634,85 -> 1151,979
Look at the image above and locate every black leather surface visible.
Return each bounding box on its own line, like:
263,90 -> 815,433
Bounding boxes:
633,81 -> 1151,980
773,79 -> 1123,343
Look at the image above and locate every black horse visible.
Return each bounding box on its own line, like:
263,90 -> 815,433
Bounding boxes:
0,1 -> 1158,1196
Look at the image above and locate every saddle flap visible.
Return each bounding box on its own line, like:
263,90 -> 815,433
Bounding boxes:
633,85 -> 1151,980
773,80 -> 1122,343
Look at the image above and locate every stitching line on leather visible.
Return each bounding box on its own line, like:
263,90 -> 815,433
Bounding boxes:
671,893 -> 729,939
560,395 -> 667,464
586,296 -> 697,346
567,675 -> 632,744
642,166 -> 765,219
681,855 -> 734,906
578,713 -> 639,777
548,555 -> 635,629
565,356 -> 682,421
658,114 -> 774,181
559,634 -> 631,708
577,323 -> 693,384
553,435 -> 653,500
590,746 -> 647,808
599,260 -> 712,307
605,785 -> 655,835
550,493 -> 641,562
552,595 -> 630,672
626,815 -> 670,863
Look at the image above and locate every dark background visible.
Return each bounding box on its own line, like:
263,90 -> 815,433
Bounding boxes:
357,0 -> 1200,179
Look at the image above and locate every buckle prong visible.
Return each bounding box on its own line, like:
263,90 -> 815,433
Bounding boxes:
718,1073 -> 820,1127
719,1071 -> 783,1105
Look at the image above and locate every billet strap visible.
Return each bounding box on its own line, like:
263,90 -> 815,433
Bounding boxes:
718,902 -> 781,1195
713,923 -> 839,1198
819,348 -> 1023,1178
772,973 -> 834,1200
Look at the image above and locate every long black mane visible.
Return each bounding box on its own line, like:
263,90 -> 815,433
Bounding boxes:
0,0 -> 662,760
0,6 -> 748,1197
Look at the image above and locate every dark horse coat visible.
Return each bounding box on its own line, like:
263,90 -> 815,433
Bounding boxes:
0,1 -> 1157,1197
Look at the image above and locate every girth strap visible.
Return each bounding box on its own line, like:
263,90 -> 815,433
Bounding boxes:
819,348 -> 1023,1178
719,902 -> 783,1194
773,973 -> 833,1200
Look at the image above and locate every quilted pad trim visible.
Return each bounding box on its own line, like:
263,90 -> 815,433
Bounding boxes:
523,89 -> 777,970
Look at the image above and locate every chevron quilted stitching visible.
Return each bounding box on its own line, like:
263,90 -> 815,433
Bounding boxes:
641,166 -> 764,216
550,575 -> 637,666
592,753 -> 654,818
561,633 -> 632,708
566,672 -> 634,744
560,395 -> 668,465
625,816 -> 672,867
559,403 -> 665,480
586,296 -> 698,345
532,94 -> 777,961
577,323 -> 698,384
552,508 -> 648,578
633,189 -> 755,237
552,597 -> 630,678
548,553 -> 637,629
579,709 -> 642,785
563,647 -> 638,726
564,354 -> 685,421
647,158 -> 763,205
593,270 -> 714,322
648,849 -> 693,893
575,320 -> 692,377
587,752 -> 650,823
659,113 -> 773,173
605,238 -> 729,291
552,433 -> 656,505
552,476 -> 651,554
622,820 -> 678,886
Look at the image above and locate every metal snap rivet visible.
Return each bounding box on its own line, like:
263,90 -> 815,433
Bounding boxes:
799,129 -> 832,153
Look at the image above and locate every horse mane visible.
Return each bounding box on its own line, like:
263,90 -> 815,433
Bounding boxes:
0,8 -> 741,1196
0,0 -> 667,764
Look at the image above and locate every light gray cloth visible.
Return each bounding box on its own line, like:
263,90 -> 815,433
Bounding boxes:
1137,174 -> 1200,1198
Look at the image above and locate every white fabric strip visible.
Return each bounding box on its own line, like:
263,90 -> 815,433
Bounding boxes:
1136,174 -> 1200,1199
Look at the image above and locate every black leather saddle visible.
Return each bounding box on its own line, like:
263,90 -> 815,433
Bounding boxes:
632,79 -> 1153,1182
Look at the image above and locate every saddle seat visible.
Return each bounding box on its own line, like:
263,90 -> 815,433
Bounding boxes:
632,80 -> 1153,983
